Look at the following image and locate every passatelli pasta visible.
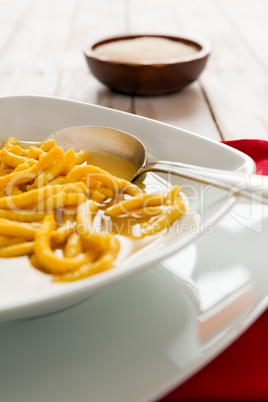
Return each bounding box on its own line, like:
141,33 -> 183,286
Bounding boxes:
0,137 -> 186,282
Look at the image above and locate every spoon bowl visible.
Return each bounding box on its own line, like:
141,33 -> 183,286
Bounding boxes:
48,126 -> 268,203
49,126 -> 147,171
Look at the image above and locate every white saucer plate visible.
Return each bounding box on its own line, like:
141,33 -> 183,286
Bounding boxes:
0,196 -> 267,402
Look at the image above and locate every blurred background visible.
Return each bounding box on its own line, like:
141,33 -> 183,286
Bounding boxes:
1,0 -> 267,140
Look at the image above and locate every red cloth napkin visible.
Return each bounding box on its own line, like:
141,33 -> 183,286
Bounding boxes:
161,140 -> 268,401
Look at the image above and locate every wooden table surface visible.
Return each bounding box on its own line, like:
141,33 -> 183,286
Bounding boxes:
1,0 -> 268,142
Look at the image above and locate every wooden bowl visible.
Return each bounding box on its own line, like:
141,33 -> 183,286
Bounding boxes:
84,34 -> 211,96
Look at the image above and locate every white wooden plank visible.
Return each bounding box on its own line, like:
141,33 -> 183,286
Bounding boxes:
0,0 -> 32,53
127,0 -> 178,34
133,83 -> 221,139
219,0 -> 268,71
128,0 -> 221,140
56,0 -> 133,113
0,0 -> 77,95
171,0 -> 268,140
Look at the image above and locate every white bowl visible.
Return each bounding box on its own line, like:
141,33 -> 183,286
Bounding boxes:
0,95 -> 254,322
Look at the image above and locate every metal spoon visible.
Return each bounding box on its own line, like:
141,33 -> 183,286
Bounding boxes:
48,126 -> 268,204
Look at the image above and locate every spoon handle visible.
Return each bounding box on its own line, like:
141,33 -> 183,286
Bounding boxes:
136,160 -> 268,204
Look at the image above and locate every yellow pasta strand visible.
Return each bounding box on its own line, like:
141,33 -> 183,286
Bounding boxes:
54,236 -> 120,282
63,233 -> 83,258
140,201 -> 186,237
0,148 -> 36,168
34,148 -> 76,187
34,215 -> 92,274
105,193 -> 165,217
3,137 -> 17,149
76,200 -> 111,251
0,208 -> 46,222
67,165 -> 142,196
39,138 -> 56,152
0,235 -> 25,248
0,219 -> 37,240
0,242 -> 34,257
